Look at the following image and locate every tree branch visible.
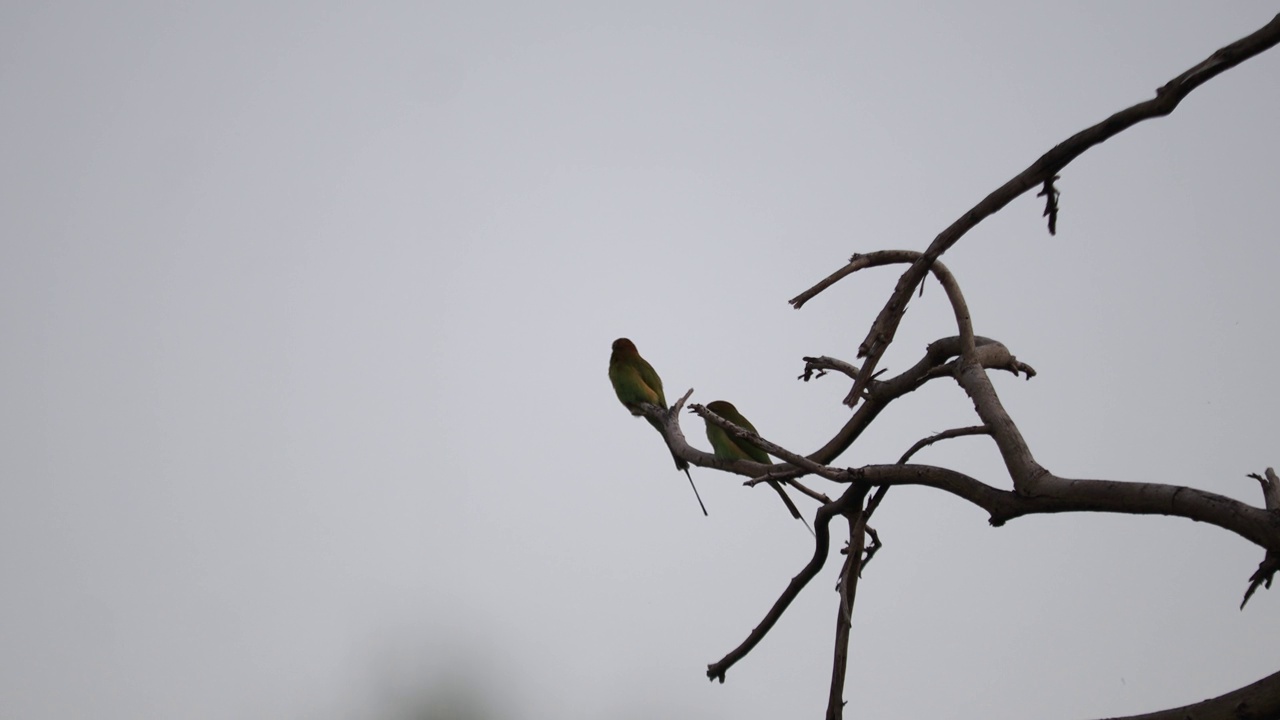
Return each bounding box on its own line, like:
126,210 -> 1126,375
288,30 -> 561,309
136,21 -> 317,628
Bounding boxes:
819,14 -> 1280,412
707,485 -> 869,683
827,508 -> 866,720
799,355 -> 862,383
845,464 -> 1280,554
897,425 -> 992,465
1241,468 -> 1280,608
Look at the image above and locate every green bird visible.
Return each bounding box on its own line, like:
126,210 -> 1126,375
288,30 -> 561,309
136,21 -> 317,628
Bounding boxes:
704,400 -> 804,523
609,338 -> 707,516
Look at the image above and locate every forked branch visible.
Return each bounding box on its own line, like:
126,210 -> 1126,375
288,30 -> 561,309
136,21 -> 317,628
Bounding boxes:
797,14 -> 1280,409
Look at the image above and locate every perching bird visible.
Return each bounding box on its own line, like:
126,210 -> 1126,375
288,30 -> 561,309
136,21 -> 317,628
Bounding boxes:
704,400 -> 804,523
609,338 -> 707,516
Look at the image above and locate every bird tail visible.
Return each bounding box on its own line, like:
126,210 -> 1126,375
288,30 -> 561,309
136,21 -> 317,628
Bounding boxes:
648,416 -> 706,516
769,480 -> 803,520
683,467 -> 709,517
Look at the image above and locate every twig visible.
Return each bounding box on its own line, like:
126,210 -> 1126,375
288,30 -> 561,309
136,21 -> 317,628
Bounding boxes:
783,477 -> 832,505
897,426 -> 992,465
1037,175 -> 1061,235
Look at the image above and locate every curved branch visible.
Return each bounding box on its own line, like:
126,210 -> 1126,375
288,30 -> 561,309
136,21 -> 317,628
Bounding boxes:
897,425 -> 991,465
847,465 -> 1280,553
799,355 -> 862,382
830,14 -> 1280,413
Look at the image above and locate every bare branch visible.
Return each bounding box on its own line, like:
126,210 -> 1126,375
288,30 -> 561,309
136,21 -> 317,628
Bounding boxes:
800,335 -> 1028,468
951,350 -> 1048,492
863,485 -> 890,523
897,425 -> 992,465
1240,468 -> 1280,608
788,252 -> 977,366
707,485 -> 869,683
629,389 -> 698,459
790,250 -> 923,310
799,355 -> 862,382
789,249 -> 980,407
846,426 -> 995,550
844,426 -> 994,577
1248,468 -> 1280,510
847,464 -> 1280,554
705,463 -> 1280,681
827,508 -> 867,720
839,14 -> 1280,412
783,477 -> 833,505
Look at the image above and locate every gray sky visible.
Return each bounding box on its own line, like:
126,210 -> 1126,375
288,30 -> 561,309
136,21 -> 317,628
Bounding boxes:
2,3 -> 1278,719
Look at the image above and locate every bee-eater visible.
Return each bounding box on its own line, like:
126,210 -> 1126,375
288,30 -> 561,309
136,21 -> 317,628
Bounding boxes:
610,338 -> 707,515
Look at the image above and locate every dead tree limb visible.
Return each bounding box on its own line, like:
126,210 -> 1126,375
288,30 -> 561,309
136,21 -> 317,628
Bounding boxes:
790,14 -> 1280,409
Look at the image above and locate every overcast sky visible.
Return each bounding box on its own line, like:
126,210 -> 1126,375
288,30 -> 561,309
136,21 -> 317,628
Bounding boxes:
3,4 -> 1279,719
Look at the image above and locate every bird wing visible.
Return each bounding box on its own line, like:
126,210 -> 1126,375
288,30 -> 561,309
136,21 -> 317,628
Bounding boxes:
634,356 -> 667,408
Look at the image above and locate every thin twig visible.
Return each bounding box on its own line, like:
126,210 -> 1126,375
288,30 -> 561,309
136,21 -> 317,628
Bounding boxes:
897,426 -> 992,465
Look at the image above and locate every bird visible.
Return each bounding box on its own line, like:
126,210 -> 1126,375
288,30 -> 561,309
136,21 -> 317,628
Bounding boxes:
704,400 -> 804,523
609,338 -> 707,515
